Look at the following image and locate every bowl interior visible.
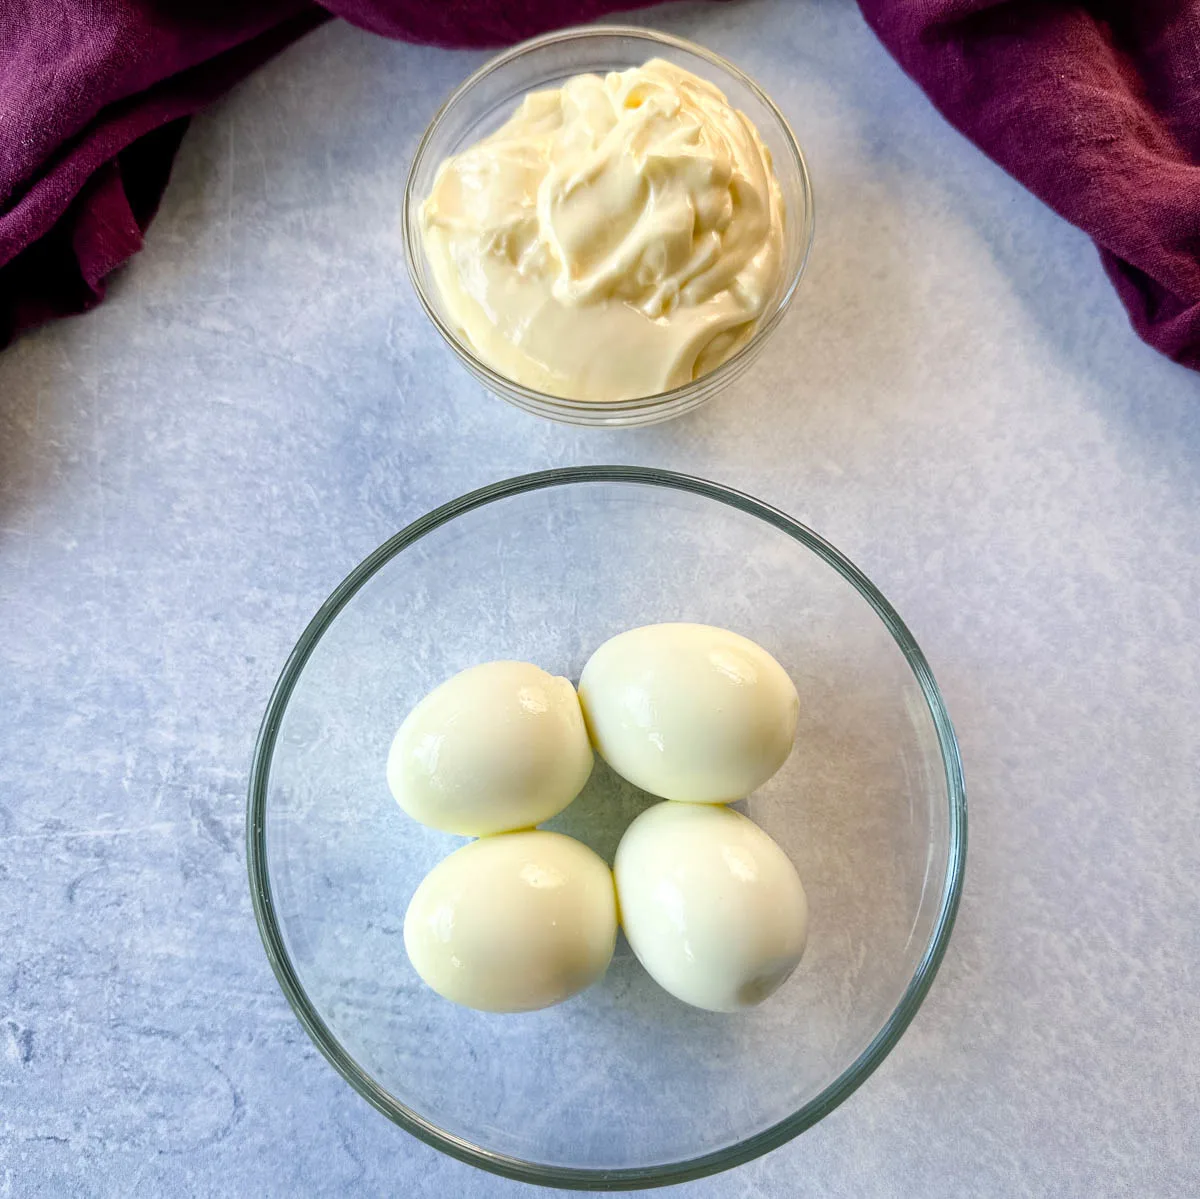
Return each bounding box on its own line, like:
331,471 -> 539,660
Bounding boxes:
253,471 -> 961,1185
402,28 -> 814,426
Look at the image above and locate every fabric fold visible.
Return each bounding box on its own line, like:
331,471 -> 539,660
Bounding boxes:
857,0 -> 1200,369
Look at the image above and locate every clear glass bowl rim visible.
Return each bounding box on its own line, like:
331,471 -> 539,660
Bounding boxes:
401,25 -> 817,419
246,465 -> 968,1190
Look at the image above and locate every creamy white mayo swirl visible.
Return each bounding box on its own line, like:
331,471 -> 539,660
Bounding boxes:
420,59 -> 785,401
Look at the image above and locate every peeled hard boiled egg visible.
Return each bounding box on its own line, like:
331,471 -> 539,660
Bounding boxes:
403,831 -> 618,1013
578,623 -> 799,803
614,802 -> 808,1012
387,660 -> 593,836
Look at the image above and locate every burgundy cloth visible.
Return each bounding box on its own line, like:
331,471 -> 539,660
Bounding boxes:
0,3 -> 327,343
0,0 -> 658,346
858,0 -> 1200,370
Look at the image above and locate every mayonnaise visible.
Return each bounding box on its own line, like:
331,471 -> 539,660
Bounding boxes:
420,59 -> 785,402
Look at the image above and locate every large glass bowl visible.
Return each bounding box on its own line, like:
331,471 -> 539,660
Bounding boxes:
402,27 -> 815,427
247,467 -> 966,1189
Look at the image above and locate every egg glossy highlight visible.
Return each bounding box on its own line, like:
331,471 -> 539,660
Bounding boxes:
387,660 -> 593,836
403,831 -> 618,1013
578,623 -> 799,803
614,802 -> 808,1012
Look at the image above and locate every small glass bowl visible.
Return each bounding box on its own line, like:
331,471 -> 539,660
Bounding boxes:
247,467 -> 967,1189
402,26 -> 815,427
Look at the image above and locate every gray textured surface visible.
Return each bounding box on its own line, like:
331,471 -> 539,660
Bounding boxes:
1,1 -> 1197,1195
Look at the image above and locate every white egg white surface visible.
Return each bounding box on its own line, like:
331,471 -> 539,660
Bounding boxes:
403,831 -> 618,1013
578,623 -> 799,803
614,801 -> 808,1012
387,660 -> 593,836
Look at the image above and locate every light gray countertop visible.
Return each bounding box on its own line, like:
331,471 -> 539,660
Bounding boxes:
2,2 -> 1197,1195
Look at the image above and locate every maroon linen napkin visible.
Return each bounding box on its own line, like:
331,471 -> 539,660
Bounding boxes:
0,0 -> 657,347
858,0 -> 1200,370
0,3 -> 326,344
